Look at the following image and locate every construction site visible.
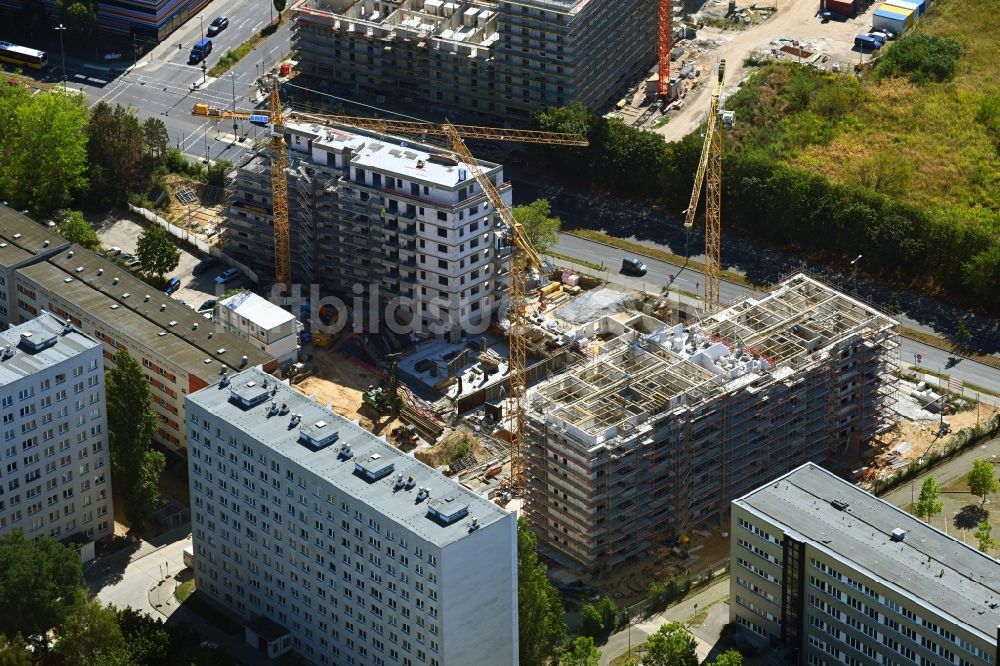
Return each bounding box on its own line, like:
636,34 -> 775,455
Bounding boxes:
522,273 -> 899,573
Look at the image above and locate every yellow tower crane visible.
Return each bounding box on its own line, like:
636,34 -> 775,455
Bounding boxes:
239,102 -> 586,494
683,60 -> 729,313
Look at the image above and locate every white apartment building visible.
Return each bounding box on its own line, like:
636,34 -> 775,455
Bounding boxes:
186,368 -> 518,665
0,312 -> 113,562
216,291 -> 301,366
731,463 -> 999,666
226,121 -> 508,341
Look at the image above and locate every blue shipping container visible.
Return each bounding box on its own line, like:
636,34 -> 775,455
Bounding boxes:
886,0 -> 924,17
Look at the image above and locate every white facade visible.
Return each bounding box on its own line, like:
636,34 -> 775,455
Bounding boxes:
216,291 -> 300,366
0,312 -> 113,560
731,463 -> 999,666
186,368 -> 518,665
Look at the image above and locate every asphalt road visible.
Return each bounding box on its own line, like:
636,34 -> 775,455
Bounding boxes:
32,0 -> 293,165
552,232 -> 1000,397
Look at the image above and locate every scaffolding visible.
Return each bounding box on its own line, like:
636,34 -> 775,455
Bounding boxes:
524,274 -> 900,572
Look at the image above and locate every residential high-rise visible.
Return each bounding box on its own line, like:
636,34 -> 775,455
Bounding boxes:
186,367 -> 518,665
290,0 -> 657,121
0,312 -> 113,561
524,274 -> 899,572
731,462 -> 999,666
0,207 -> 276,457
225,120 -> 507,341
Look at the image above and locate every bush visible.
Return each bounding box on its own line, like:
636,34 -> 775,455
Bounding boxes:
875,34 -> 962,84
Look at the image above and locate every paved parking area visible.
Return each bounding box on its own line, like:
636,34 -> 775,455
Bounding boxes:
96,216 -> 237,312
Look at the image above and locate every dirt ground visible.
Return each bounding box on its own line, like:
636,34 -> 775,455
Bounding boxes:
162,174 -> 227,241
414,431 -> 490,469
654,0 -> 887,142
876,404 -> 999,470
293,349 -> 402,437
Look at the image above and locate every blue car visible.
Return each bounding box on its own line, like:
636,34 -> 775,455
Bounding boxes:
164,277 -> 181,295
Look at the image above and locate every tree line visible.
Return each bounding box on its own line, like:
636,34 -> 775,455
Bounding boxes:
531,78 -> 1000,312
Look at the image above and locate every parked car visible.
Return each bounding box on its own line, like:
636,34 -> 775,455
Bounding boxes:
39,218 -> 56,228
126,258 -> 142,269
107,246 -> 122,257
163,277 -> 181,295
197,299 -> 216,313
215,268 -> 240,284
206,16 -> 229,36
869,29 -> 892,41
855,34 -> 884,50
193,256 -> 219,275
620,257 -> 648,276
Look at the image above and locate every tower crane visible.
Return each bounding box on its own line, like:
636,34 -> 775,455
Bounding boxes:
217,90 -> 587,493
658,0 -> 672,99
683,60 -> 729,312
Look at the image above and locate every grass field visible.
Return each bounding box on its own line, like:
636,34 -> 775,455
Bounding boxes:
731,0 -> 1000,212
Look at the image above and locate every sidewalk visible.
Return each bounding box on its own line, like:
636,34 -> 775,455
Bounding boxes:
599,578 -> 731,666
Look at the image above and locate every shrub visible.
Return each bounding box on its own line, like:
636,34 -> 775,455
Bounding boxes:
875,34 -> 962,84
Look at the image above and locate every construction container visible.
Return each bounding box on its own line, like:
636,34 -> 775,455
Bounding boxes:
822,0 -> 857,17
884,0 -> 924,17
872,4 -> 914,34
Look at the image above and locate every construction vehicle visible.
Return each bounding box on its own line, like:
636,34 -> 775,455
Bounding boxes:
683,60 -> 730,312
362,353 -> 403,417
201,84 -> 587,493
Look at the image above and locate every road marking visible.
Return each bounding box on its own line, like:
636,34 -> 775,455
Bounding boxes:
252,20 -> 264,32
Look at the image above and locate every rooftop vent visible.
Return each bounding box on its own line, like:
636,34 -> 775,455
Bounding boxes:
404,475 -> 416,490
12,233 -> 20,239
67,250 -> 73,257
75,266 -> 84,273
416,487 -> 429,501
217,347 -> 226,354
468,517 -> 480,532
63,278 -> 72,283
394,473 -> 405,490
122,292 -> 129,299
268,400 -> 279,416
427,496 -> 469,526
157,331 -> 166,337
112,277 -> 118,285
192,323 -> 198,330
144,295 -> 150,302
831,500 -> 850,511
110,304 -> 119,310
289,414 -> 301,427
220,374 -> 231,388
169,320 -> 177,327
279,402 -> 289,415
339,442 -> 353,459
160,304 -> 166,311
354,453 -> 395,483
240,355 -> 248,368
96,268 -> 102,275
1,345 -> 14,361
890,528 -> 906,542
42,240 -> 49,247
62,320 -> 72,335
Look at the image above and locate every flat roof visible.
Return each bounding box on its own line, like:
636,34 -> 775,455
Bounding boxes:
0,312 -> 99,384
0,206 -> 69,261
219,291 -> 295,330
736,463 -> 1000,641
187,368 -> 509,548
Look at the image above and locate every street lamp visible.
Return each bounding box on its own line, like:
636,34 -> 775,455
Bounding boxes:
230,71 -> 242,138
198,15 -> 206,84
850,254 -> 863,293
55,24 -> 67,89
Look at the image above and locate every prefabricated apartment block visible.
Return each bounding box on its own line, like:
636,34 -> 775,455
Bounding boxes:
731,463 -> 998,665
291,0 -> 657,120
225,121 -> 507,341
186,367 -> 518,665
525,274 -> 899,572
0,312 -> 114,562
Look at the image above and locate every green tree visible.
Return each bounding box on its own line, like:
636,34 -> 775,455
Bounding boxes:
206,160 -> 232,188
518,519 -> 567,666
597,596 -> 619,633
56,210 -> 101,250
141,118 -> 169,163
273,0 -> 286,21
708,649 -> 745,666
558,636 -> 601,666
86,102 -> 148,207
0,89 -> 89,216
53,598 -> 125,666
64,1 -> 96,45
875,33 -> 962,84
106,350 -> 164,530
579,604 -> 603,639
0,530 -> 83,643
512,199 -> 561,255
135,224 -> 180,282
967,459 -> 999,506
913,477 -> 943,523
643,622 -> 697,666
0,634 -> 32,666
974,521 -> 996,554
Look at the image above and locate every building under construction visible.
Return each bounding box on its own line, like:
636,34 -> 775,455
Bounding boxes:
290,0 -> 657,120
525,274 -> 899,572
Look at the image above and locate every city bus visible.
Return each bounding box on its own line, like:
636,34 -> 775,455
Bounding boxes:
0,42 -> 49,70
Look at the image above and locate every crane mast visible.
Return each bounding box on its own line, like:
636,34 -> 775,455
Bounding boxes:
683,60 -> 726,312
269,79 -> 291,293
